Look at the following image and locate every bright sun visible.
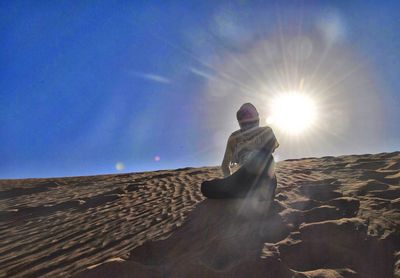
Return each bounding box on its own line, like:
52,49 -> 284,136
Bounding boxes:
267,92 -> 317,135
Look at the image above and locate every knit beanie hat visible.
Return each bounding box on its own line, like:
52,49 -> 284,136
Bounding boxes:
236,103 -> 259,125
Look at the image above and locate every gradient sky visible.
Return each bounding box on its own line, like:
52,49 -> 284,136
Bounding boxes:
1,0 -> 399,179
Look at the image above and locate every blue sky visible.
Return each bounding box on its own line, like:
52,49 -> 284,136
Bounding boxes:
1,0 -> 399,178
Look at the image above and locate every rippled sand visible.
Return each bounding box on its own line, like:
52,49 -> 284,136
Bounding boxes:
1,152 -> 399,277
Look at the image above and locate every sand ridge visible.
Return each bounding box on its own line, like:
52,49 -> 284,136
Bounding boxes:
0,152 -> 399,277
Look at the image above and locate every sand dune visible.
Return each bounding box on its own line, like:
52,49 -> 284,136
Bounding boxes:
0,152 -> 399,277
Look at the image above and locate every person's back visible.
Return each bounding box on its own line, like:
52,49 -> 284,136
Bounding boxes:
222,125 -> 278,177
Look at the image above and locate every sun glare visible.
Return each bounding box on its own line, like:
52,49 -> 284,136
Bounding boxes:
267,92 -> 317,135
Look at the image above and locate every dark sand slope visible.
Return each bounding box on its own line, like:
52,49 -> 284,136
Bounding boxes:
0,152 -> 399,277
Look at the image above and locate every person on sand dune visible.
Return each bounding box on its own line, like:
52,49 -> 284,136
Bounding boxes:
201,103 -> 279,202
222,103 -> 279,177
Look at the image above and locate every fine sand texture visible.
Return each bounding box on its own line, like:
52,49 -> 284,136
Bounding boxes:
0,152 -> 399,277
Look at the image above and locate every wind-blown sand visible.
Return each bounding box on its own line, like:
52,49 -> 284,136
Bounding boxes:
0,152 -> 399,277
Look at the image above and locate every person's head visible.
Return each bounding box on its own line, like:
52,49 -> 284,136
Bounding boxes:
236,103 -> 260,130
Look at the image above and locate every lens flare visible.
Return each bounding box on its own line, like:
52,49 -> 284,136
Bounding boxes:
115,162 -> 125,171
268,92 -> 317,135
